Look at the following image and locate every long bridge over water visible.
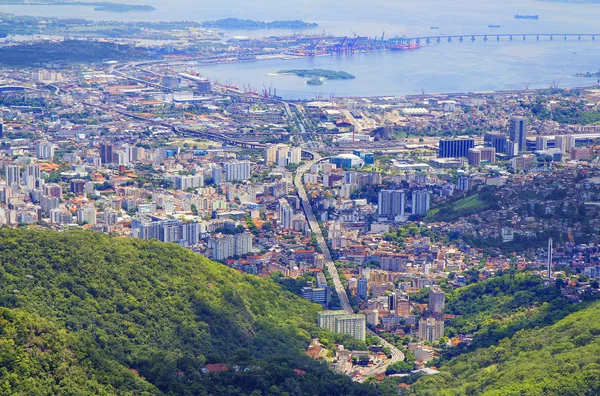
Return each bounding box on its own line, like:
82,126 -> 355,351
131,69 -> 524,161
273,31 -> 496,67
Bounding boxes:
299,32 -> 600,55
392,33 -> 600,44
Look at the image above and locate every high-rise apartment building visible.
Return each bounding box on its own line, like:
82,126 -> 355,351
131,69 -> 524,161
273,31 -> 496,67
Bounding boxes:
412,190 -> 430,216
224,161 -> 250,181
418,318 -> 445,344
6,165 -> 20,187
378,189 -> 405,219
335,314 -> 366,341
428,286 -> 445,314
36,141 -> 55,161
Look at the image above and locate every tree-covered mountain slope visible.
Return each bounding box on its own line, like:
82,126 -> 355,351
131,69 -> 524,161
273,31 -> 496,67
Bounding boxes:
412,300 -> 600,395
0,307 -> 157,395
0,228 -> 376,395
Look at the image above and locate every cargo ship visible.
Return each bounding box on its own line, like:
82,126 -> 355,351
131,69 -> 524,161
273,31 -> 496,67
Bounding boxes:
390,43 -> 421,51
515,14 -> 539,19
488,24 -> 501,28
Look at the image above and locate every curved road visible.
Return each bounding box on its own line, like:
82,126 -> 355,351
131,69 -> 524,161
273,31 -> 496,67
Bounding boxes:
294,151 -> 404,379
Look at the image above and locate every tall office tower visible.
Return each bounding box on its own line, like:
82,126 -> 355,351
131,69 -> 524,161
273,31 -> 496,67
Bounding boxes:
388,292 -> 397,312
412,190 -> 430,216
428,286 -> 446,314
438,138 -> 475,158
6,165 -> 20,187
224,161 -> 250,181
509,116 -> 527,154
23,165 -> 41,189
36,141 -> 55,161
490,134 -> 508,154
547,238 -> 553,279
99,143 -> 114,165
378,189 -> 405,219
334,314 -> 366,341
357,278 -> 368,299
418,318 -> 445,343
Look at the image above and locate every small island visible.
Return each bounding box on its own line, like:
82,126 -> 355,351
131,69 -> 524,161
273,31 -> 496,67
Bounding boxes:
202,18 -> 318,29
278,69 -> 356,80
574,71 -> 600,78
306,77 -> 324,86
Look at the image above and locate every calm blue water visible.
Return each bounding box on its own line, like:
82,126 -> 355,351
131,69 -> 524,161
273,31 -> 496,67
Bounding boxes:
2,0 -> 600,99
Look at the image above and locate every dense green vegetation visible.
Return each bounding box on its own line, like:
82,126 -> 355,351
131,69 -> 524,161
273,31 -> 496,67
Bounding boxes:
279,69 -> 356,80
0,40 -> 148,66
0,307 -> 156,394
444,274 -> 577,350
425,188 -> 500,223
412,300 -> 600,395
527,99 -> 600,125
0,228 -> 377,395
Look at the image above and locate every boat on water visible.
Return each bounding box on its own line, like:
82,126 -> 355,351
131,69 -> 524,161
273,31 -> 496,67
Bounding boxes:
390,43 -> 421,51
515,14 -> 539,19
430,26 -> 440,30
488,24 -> 501,28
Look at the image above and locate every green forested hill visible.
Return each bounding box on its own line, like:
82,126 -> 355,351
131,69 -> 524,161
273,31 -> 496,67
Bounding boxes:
0,228 -> 376,395
411,300 -> 600,395
0,307 -> 156,394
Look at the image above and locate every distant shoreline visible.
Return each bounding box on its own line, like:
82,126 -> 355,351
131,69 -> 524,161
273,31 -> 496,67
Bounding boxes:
0,0 -> 155,12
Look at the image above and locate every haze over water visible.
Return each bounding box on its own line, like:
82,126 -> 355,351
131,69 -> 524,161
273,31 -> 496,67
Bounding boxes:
4,0 -> 600,99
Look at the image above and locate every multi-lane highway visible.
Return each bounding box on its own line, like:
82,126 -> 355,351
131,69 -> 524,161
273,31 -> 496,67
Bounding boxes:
294,150 -> 404,379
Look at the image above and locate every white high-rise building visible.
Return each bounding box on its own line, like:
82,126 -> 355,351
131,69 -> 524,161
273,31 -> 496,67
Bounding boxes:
36,142 -> 55,161
279,198 -> 294,229
289,147 -> 302,164
378,190 -> 405,220
23,165 -> 41,189
418,318 -> 445,344
224,161 -> 250,181
412,190 -> 430,216
335,314 -> 366,342
77,206 -> 97,225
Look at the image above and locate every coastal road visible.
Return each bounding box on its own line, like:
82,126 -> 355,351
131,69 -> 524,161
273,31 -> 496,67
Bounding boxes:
294,150 -> 404,380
